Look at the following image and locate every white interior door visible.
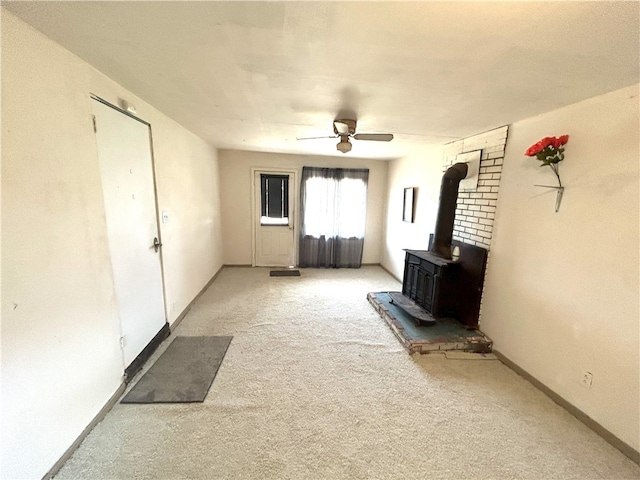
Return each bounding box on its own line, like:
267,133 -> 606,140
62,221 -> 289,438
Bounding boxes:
254,170 -> 295,267
92,99 -> 166,368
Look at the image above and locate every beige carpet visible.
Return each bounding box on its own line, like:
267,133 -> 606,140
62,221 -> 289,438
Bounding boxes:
56,266 -> 639,479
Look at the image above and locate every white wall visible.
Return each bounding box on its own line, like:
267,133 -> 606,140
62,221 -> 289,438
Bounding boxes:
152,122 -> 223,323
380,147 -> 444,279
1,11 -> 224,479
218,149 -> 388,266
481,84 -> 639,451
380,86 -> 639,453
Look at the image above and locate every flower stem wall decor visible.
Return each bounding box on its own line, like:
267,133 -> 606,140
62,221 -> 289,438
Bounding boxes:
525,135 -> 569,212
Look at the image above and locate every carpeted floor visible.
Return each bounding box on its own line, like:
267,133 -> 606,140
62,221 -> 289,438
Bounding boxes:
55,266 -> 640,479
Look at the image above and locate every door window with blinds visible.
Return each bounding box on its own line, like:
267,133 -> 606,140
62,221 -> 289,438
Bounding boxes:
260,174 -> 289,225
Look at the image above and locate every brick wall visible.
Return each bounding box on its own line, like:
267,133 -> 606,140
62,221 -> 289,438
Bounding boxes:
442,126 -> 508,250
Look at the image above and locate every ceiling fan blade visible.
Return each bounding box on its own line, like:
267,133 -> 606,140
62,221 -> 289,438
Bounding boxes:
296,135 -> 338,140
353,133 -> 394,142
333,121 -> 351,136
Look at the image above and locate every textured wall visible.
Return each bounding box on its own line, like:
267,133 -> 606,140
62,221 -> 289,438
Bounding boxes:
381,87 -> 639,453
1,11 -> 224,479
380,147 -> 444,280
481,84 -> 639,451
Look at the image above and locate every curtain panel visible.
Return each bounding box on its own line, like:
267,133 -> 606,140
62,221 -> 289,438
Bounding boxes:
299,167 -> 369,268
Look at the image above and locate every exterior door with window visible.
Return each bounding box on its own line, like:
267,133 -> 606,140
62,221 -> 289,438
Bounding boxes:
254,171 -> 295,267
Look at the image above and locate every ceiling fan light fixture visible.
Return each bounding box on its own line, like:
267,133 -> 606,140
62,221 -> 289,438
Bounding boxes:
298,119 -> 393,153
336,137 -> 352,154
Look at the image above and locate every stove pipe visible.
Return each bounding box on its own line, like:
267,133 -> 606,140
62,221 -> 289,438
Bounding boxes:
428,162 -> 469,259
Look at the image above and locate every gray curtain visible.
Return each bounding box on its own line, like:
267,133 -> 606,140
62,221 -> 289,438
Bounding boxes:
299,167 -> 369,268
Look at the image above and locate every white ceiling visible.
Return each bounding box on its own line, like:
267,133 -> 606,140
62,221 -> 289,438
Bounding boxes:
4,1 -> 639,160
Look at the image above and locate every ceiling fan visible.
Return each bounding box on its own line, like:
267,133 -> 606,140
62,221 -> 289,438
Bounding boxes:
297,119 -> 394,154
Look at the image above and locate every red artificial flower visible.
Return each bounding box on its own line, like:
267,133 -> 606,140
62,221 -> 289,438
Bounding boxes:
525,135 -> 569,156
525,142 -> 541,156
541,137 -> 552,147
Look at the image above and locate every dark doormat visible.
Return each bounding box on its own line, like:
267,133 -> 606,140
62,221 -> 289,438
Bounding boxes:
121,335 -> 232,403
270,270 -> 300,277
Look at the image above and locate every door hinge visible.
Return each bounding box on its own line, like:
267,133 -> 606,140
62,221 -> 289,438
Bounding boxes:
92,115 -> 97,133
119,336 -> 126,348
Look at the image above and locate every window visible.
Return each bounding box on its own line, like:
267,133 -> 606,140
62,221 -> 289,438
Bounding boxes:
302,176 -> 367,238
260,174 -> 289,225
299,167 -> 369,268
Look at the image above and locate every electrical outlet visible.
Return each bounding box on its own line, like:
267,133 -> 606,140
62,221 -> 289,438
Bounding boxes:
162,211 -> 169,223
580,371 -> 593,389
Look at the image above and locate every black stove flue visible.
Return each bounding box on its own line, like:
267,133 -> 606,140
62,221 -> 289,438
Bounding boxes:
428,162 -> 468,259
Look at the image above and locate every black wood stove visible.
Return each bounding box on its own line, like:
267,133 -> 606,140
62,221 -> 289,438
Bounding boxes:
398,163 -> 488,327
402,249 -> 459,318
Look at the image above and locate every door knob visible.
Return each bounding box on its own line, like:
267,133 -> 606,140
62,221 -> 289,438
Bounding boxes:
153,237 -> 162,252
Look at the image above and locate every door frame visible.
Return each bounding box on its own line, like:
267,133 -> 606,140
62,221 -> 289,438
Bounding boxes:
250,167 -> 298,267
91,94 -> 169,374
